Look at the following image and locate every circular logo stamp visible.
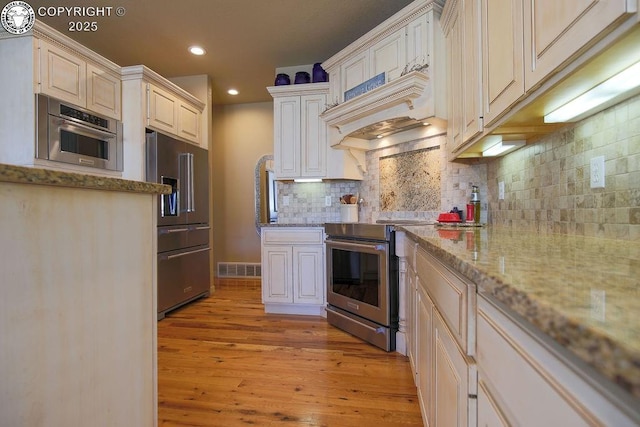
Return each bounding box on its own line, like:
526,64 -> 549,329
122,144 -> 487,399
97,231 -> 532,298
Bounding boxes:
1,1 -> 35,35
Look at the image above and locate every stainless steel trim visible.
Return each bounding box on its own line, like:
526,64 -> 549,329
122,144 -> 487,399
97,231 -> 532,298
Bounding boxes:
164,246 -> 210,260
192,225 -> 211,231
325,222 -> 391,240
160,227 -> 189,234
326,305 -> 395,351
325,238 -> 388,253
188,153 -> 195,212
56,118 -> 117,139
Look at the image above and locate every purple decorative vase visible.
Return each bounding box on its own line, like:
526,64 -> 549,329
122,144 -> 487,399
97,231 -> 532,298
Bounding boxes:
294,71 -> 310,84
275,73 -> 290,86
312,63 -> 328,83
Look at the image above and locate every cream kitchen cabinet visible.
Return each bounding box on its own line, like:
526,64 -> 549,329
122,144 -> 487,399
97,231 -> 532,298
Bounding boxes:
121,65 -> 206,181
447,0 -> 637,158
398,230 -> 478,427
267,83 -> 361,180
323,0 -> 439,104
339,26 -> 407,96
415,277 -> 434,427
417,247 -> 477,427
269,87 -> 326,179
523,0 -> 636,92
480,0 -> 525,127
398,231 -> 640,426
37,38 -> 121,120
147,82 -> 201,145
481,0 -> 635,126
477,294 -> 639,427
442,0 -> 483,159
261,227 -> 325,316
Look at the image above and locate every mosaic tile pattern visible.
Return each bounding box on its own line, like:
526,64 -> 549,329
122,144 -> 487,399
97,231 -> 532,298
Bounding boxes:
379,146 -> 441,212
275,180 -> 360,224
487,93 -> 640,240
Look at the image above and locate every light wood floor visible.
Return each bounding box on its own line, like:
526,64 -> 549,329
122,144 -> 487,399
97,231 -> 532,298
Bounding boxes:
157,282 -> 423,426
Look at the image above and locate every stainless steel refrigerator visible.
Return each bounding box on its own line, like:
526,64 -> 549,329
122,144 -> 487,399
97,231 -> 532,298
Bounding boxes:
146,130 -> 210,319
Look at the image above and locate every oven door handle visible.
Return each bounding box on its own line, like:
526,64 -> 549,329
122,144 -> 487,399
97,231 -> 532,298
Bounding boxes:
56,118 -> 116,140
326,239 -> 387,252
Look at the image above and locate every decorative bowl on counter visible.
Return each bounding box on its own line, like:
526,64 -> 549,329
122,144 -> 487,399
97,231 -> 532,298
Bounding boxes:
437,212 -> 462,223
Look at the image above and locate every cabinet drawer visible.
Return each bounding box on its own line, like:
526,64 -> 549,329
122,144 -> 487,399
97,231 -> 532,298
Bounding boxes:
477,295 -> 637,427
262,227 -> 324,245
416,247 -> 476,355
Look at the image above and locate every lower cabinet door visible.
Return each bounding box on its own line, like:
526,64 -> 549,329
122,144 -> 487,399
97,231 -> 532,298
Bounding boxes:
416,280 -> 433,426
262,245 -> 292,303
433,309 -> 476,427
292,245 -> 324,304
477,375 -> 510,427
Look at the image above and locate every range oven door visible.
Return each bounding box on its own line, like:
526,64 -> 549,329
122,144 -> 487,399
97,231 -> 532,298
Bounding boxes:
326,238 -> 392,327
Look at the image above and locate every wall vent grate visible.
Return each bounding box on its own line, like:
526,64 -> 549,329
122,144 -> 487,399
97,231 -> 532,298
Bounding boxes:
217,262 -> 261,278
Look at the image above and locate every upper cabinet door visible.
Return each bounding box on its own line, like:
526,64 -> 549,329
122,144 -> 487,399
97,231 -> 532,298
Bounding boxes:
300,93 -> 326,178
38,40 -> 86,107
147,83 -> 178,135
177,101 -> 201,144
273,96 -> 301,178
370,27 -> 407,82
406,13 -> 430,69
340,51 -> 369,99
481,0 -> 525,126
87,63 -> 121,120
523,0 -> 636,92
461,0 -> 482,143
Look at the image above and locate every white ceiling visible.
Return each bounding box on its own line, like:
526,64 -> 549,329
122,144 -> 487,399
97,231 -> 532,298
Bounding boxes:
31,0 -> 414,105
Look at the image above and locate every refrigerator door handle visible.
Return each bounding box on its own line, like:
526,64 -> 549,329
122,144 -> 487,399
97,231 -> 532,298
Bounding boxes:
179,153 -> 195,213
188,153 -> 195,212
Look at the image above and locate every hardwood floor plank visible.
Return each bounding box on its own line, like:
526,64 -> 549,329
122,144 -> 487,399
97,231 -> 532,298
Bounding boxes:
158,287 -> 423,426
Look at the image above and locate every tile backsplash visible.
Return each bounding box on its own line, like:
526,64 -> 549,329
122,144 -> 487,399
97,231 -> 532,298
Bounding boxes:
276,180 -> 360,224
276,93 -> 639,239
487,93 -> 640,240
277,133 -> 485,224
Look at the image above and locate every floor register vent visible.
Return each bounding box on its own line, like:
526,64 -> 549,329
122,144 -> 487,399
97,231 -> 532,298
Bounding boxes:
217,262 -> 262,278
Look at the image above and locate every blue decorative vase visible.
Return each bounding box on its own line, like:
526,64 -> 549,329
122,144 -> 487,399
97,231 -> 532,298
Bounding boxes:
294,71 -> 310,84
312,63 -> 328,83
275,73 -> 290,86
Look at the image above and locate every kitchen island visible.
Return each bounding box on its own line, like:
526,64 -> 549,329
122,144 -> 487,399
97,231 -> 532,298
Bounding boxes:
400,224 -> 640,424
0,164 -> 169,426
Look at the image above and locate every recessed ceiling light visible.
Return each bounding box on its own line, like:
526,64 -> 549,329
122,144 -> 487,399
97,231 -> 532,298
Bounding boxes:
188,46 -> 206,55
228,89 -> 239,96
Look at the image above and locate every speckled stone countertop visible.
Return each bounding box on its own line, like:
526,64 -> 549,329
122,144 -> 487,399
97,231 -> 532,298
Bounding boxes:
400,225 -> 640,399
0,163 -> 171,194
259,222 -> 325,228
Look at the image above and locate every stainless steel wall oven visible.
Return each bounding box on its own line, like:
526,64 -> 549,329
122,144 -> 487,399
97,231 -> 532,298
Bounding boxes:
36,94 -> 123,171
325,223 -> 398,351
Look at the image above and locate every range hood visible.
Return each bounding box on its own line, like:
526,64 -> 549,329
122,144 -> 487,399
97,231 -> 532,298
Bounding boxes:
320,71 -> 447,153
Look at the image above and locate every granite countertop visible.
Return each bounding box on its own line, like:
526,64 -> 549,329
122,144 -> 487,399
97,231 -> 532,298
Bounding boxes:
400,224 -> 640,399
260,222 -> 325,228
0,163 -> 171,194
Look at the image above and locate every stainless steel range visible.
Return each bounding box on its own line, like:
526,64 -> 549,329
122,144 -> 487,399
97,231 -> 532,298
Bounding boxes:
324,223 -> 399,351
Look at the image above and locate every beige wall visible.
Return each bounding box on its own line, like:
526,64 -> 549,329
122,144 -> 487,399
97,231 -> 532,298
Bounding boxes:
211,102 -> 273,271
